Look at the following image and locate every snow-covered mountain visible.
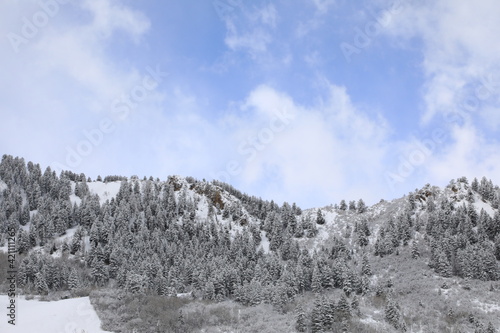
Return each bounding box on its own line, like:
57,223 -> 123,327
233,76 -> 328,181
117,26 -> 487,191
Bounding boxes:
0,155 -> 499,333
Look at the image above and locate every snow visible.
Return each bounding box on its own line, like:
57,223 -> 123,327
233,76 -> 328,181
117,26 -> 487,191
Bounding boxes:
473,199 -> 496,218
51,227 -> 79,258
360,315 -> 379,325
0,179 -> 7,192
0,295 -> 112,333
87,181 -> 122,205
259,231 -> 270,253
69,194 -> 82,206
472,299 -> 500,313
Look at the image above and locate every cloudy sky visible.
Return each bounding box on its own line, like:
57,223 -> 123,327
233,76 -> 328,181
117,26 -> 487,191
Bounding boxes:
1,0 -> 499,208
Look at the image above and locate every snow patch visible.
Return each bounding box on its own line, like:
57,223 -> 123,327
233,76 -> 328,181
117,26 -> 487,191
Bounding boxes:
472,299 -> 500,313
88,181 -> 121,205
0,179 -> 7,192
260,231 -> 270,253
0,295 -> 112,332
473,200 -> 495,218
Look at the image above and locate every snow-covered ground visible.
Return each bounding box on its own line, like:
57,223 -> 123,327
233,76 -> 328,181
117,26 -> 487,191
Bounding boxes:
0,295 -> 112,333
87,181 -> 121,205
0,179 -> 7,192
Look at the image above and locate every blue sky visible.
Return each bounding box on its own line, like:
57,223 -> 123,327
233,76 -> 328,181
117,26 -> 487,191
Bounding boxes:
1,0 -> 500,208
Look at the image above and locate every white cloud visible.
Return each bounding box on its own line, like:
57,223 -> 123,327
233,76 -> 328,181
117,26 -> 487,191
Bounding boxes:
311,0 -> 336,15
223,3 -> 277,57
224,83 -> 391,207
0,0 -> 152,171
225,23 -> 272,56
383,0 -> 500,124
82,0 -> 150,42
380,0 -> 500,191
425,125 -> 500,186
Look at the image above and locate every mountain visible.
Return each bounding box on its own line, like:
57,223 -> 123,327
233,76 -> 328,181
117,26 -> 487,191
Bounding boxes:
0,155 -> 499,333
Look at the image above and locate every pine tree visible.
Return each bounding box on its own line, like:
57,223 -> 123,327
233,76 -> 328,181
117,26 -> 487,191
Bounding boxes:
316,209 -> 326,225
322,296 -> 334,329
362,254 -> 372,276
357,199 -> 367,213
411,241 -> 420,259
351,295 -> 359,315
472,177 -> 479,192
339,200 -> 347,211
385,299 -> 401,329
337,294 -> 351,320
177,310 -> 186,333
311,296 -> 324,333
435,248 -> 452,278
295,305 -> 307,332
35,272 -> 49,295
312,264 -> 322,293
68,268 -> 79,290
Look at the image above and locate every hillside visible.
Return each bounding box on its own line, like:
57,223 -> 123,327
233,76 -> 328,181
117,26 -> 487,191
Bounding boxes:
0,155 -> 499,332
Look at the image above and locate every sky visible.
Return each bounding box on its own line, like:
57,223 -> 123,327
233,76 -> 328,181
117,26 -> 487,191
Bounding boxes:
1,0 -> 500,209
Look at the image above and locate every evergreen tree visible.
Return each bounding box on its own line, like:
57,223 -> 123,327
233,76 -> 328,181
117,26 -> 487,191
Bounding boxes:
35,272 -> 49,295
312,264 -> 322,293
311,296 -> 324,333
68,268 -> 79,290
357,199 -> 367,213
339,200 -> 347,211
316,209 -> 326,225
411,241 -> 420,259
362,254 -> 372,276
385,299 -> 401,329
337,294 -> 351,320
295,305 -> 307,332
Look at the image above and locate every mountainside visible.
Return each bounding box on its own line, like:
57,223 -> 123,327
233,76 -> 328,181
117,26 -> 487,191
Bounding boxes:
0,155 -> 499,333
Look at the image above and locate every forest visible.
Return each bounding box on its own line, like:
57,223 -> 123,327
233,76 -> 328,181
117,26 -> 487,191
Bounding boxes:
0,154 -> 499,332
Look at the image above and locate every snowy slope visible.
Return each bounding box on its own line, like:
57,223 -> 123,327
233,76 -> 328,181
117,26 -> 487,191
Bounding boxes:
0,179 -> 7,192
88,181 -> 122,205
0,295 -> 112,333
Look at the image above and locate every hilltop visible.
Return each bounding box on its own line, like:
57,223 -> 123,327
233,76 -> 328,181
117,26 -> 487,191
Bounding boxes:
0,155 -> 499,332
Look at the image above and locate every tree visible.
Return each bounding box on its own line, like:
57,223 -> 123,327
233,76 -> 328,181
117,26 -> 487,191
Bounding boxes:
385,299 -> 401,329
351,295 -> 359,315
357,220 -> 370,247
362,254 -> 372,276
316,209 -> 326,225
312,264 -> 322,293
311,296 -> 324,333
472,177 -> 479,192
295,305 -> 307,332
348,200 -> 356,211
411,241 -> 420,259
337,294 -> 351,320
68,268 -> 79,290
35,272 -> 49,295
339,200 -> 347,211
435,247 -> 452,278
357,199 -> 367,213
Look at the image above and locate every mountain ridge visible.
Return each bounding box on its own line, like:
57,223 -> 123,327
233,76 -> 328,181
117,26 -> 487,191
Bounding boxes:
0,155 -> 499,332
